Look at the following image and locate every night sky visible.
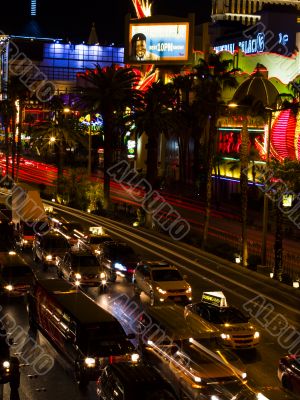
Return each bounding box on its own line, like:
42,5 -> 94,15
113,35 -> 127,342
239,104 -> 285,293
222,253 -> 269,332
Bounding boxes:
0,0 -> 211,44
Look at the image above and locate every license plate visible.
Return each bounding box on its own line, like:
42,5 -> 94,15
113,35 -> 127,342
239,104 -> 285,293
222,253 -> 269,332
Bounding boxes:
174,297 -> 182,301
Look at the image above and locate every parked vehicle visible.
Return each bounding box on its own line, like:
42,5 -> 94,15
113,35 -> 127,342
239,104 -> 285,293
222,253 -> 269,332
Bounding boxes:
0,252 -> 34,297
96,363 -> 178,400
184,291 -> 260,350
278,354 -> 300,394
57,249 -> 107,292
98,241 -> 139,282
27,279 -> 139,387
32,232 -> 70,268
133,261 -> 192,306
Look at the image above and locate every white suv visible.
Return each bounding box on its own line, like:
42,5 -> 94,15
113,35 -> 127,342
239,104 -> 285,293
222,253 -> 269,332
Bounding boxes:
133,261 -> 192,306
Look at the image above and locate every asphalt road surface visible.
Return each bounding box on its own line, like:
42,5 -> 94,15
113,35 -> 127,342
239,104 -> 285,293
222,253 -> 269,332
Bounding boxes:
0,202 -> 299,400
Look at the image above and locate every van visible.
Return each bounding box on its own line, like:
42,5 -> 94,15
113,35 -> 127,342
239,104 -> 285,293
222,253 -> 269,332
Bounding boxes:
27,279 -> 139,386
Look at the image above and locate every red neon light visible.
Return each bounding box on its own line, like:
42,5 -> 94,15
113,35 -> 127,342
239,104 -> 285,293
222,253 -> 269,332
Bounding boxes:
271,109 -> 297,161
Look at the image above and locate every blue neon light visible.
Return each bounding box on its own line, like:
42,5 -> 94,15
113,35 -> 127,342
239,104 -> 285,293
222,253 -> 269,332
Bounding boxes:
31,0 -> 37,16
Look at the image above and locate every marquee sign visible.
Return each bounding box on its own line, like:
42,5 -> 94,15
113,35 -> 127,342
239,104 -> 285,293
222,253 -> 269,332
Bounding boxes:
214,32 -> 266,55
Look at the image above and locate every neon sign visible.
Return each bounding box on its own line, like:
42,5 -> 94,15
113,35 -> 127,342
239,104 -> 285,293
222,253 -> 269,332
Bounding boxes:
214,32 -> 265,55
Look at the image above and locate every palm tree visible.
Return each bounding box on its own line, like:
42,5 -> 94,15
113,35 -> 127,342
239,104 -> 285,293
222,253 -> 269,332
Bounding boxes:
30,110 -> 85,194
77,64 -> 142,210
268,159 -> 300,281
0,99 -> 15,184
193,54 -> 238,248
229,96 -> 266,267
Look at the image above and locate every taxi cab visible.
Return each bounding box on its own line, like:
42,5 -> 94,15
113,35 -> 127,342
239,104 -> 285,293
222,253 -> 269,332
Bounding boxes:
184,291 -> 260,350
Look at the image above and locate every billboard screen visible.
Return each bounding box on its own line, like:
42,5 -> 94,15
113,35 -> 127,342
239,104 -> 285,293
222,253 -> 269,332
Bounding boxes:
128,22 -> 189,63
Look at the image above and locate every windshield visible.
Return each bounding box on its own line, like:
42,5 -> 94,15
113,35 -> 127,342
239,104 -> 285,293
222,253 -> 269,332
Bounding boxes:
74,256 -> 99,267
207,307 -> 249,324
152,269 -> 183,282
79,323 -> 132,355
44,237 -> 69,250
2,266 -> 33,278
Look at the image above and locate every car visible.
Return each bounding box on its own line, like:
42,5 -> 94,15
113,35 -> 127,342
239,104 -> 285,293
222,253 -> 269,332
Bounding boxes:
78,233 -> 113,255
57,221 -> 86,245
96,362 -> 178,400
32,232 -> 71,268
28,279 -> 139,387
144,337 -> 266,400
0,252 -> 35,297
0,322 -> 18,387
133,261 -> 192,306
57,249 -> 107,291
184,291 -> 260,350
278,354 -> 300,394
98,241 -> 139,282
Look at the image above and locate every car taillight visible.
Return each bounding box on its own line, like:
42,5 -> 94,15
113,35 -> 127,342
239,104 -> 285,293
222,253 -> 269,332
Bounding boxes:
127,269 -> 135,274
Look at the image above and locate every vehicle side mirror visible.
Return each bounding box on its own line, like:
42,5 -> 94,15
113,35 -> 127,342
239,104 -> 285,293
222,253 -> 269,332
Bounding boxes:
127,333 -> 135,339
8,337 -> 14,346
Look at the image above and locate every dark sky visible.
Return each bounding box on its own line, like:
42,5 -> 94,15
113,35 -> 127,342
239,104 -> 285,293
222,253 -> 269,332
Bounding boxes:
0,0 -> 211,44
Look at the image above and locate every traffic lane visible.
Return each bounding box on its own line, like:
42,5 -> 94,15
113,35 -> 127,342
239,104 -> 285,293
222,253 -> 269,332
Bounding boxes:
51,208 -> 300,396
83,277 -> 297,400
53,204 -> 300,328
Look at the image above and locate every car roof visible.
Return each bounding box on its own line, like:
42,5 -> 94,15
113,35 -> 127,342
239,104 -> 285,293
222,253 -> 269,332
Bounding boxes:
138,261 -> 171,268
144,304 -> 218,340
36,279 -> 117,325
104,241 -> 132,248
68,249 -> 95,257
106,363 -> 170,387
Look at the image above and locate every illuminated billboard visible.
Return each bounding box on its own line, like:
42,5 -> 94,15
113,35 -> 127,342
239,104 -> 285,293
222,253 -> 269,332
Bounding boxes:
125,15 -> 194,64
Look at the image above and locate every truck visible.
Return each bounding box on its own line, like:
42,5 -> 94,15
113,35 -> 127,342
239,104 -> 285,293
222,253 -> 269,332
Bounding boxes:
11,184 -> 49,249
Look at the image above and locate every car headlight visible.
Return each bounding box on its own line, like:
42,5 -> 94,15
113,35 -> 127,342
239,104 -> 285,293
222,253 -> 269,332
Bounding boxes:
254,331 -> 260,339
4,285 -> 13,291
257,394 -> 270,400
114,263 -> 127,271
22,239 -> 28,244
3,361 -> 10,369
75,273 -> 81,280
186,286 -> 192,293
221,333 -> 230,340
84,357 -> 95,367
157,287 -> 167,294
46,255 -> 53,261
242,372 -> 247,380
211,396 -> 219,400
100,272 -> 106,279
95,250 -> 100,255
131,353 -> 140,363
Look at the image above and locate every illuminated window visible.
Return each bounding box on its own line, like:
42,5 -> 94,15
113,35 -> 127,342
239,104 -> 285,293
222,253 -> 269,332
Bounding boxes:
31,0 -> 37,16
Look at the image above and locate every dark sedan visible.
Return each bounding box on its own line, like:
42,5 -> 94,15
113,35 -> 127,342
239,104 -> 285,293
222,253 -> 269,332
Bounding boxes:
278,354 -> 300,394
0,252 -> 35,296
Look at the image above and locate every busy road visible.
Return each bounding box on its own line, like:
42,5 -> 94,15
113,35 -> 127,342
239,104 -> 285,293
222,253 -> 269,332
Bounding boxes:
0,200 -> 299,399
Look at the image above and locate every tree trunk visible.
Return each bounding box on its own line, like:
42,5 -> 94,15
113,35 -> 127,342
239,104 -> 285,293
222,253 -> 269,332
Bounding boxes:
15,105 -> 23,182
193,133 -> 200,183
274,199 -> 283,281
145,133 -> 158,229
202,116 -> 216,249
240,118 -> 249,267
4,126 -> 9,181
11,114 -> 16,181
103,116 -> 114,211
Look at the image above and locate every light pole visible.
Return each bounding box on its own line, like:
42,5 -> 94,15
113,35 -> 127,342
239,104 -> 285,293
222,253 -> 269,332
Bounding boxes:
261,108 -> 273,266
86,114 -> 92,176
